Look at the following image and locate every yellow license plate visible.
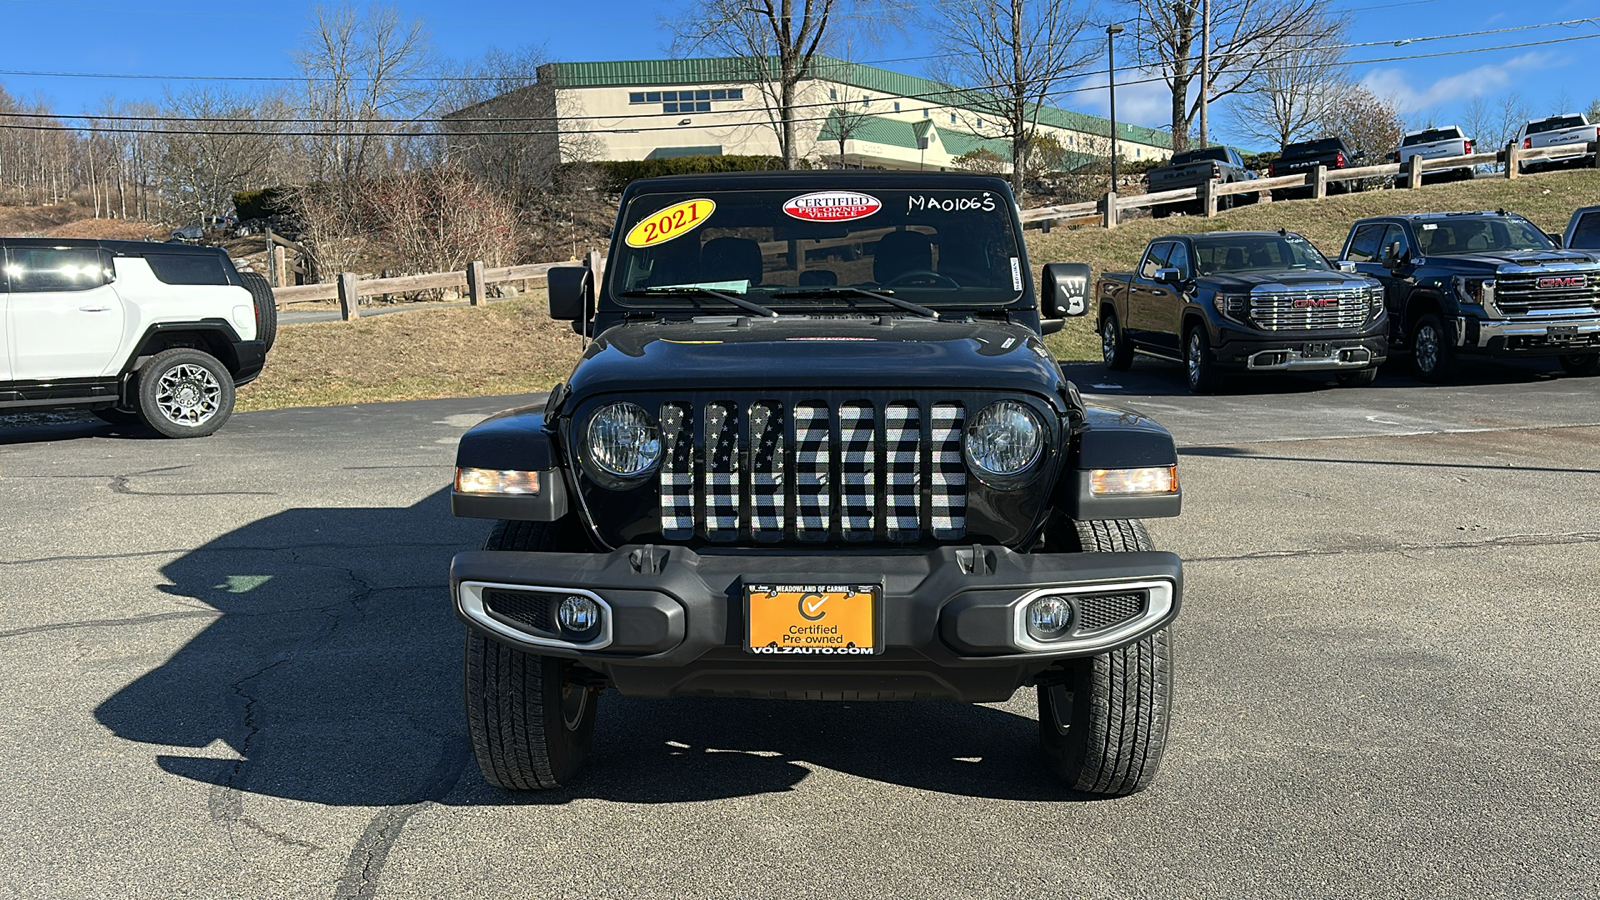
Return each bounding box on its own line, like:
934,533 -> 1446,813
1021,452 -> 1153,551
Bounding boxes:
746,584 -> 879,655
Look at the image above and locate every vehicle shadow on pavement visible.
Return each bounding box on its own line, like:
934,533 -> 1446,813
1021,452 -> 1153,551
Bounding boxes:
93,487 -> 1088,808
0,411 -> 158,445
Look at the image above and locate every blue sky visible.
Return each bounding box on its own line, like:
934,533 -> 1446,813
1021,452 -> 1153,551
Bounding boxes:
0,0 -> 1595,148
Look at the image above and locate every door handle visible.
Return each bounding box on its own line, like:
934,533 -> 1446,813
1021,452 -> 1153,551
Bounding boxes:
79,304 -> 112,312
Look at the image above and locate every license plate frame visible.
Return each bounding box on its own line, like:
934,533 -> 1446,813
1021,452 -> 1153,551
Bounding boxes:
1302,342 -> 1334,358
1547,324 -> 1580,341
744,583 -> 882,656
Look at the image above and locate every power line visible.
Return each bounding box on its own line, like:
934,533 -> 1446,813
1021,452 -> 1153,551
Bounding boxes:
0,28 -> 1595,139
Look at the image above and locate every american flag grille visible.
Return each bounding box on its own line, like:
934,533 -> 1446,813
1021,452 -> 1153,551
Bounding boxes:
1249,290 -> 1368,331
1493,272 -> 1600,315
656,397 -> 971,544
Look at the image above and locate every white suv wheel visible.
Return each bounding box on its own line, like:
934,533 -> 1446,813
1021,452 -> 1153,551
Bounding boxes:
155,363 -> 223,426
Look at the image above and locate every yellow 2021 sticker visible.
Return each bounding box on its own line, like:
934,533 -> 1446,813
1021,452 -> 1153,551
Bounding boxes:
625,198 -> 716,248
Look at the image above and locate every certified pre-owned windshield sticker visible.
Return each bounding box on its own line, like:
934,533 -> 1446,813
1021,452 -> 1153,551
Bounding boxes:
625,198 -> 715,248
908,193 -> 997,212
1010,257 -> 1023,291
782,190 -> 882,222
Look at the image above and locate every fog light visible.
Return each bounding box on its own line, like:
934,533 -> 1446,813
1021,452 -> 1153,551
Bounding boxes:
558,595 -> 601,636
1090,465 -> 1178,495
1027,595 -> 1072,640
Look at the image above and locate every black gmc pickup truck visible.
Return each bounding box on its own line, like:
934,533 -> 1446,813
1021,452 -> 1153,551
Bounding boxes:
1340,211 -> 1600,379
448,172 -> 1187,795
1097,230 -> 1388,392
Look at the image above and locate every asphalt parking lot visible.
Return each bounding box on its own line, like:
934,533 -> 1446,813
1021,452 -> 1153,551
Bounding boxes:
2,358 -> 1597,899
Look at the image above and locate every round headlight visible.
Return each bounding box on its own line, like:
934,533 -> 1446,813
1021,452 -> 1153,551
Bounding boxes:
586,402 -> 661,478
965,400 -> 1044,478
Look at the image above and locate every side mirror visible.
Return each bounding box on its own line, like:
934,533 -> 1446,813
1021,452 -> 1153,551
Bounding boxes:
1353,150 -> 1366,160
1337,260 -> 1357,273
547,265 -> 592,327
1040,262 -> 1091,318
1154,266 -> 1182,285
1380,241 -> 1403,268
1547,232 -> 1565,248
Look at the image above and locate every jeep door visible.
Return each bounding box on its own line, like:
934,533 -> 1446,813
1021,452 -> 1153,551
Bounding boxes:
1127,240 -> 1182,354
4,244 -> 125,380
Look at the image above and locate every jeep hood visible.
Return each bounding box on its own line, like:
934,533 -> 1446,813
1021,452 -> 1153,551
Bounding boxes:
565,316 -> 1068,402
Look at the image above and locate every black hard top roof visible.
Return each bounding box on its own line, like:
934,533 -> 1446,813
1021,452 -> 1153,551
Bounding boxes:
1,236 -> 228,256
622,169 -> 1015,196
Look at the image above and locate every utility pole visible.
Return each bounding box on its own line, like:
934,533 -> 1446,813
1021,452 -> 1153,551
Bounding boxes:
1107,23 -> 1125,192
1199,0 -> 1211,148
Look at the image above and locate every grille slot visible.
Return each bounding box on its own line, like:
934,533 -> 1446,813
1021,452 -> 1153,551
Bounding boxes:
1249,290 -> 1368,331
482,589 -> 555,634
1493,272 -> 1600,315
657,398 -> 970,543
1075,592 -> 1148,633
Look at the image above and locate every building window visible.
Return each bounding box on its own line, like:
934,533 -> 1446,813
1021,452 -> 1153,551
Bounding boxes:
631,87 -> 740,114
923,108 -> 930,119
829,88 -> 837,101
893,101 -> 901,112
950,112 -> 956,123
1136,148 -> 1142,158
861,95 -> 871,108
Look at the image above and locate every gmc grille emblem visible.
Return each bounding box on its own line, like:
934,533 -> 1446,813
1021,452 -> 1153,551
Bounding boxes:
1291,297 -> 1340,308
1537,275 -> 1587,290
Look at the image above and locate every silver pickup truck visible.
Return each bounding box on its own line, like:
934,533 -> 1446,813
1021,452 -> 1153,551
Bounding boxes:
1393,126 -> 1475,186
1515,114 -> 1599,173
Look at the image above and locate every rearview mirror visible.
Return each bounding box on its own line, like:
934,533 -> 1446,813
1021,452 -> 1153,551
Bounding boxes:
1040,262 -> 1091,318
547,265 -> 592,331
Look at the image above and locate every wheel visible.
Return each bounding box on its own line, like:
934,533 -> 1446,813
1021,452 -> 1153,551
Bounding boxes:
1184,325 -> 1221,394
1410,313 -> 1455,382
464,519 -> 602,790
1558,353 -> 1600,376
1038,519 -> 1173,797
1335,367 -> 1379,387
135,348 -> 235,438
238,271 -> 278,351
92,407 -> 142,426
1100,311 -> 1133,371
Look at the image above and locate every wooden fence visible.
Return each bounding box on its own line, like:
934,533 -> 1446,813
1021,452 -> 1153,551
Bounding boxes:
272,260 -> 567,320
1020,139 -> 1600,232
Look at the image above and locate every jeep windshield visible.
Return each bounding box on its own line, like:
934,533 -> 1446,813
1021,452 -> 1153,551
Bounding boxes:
608,187 -> 1026,311
1414,217 -> 1554,255
1192,233 -> 1333,275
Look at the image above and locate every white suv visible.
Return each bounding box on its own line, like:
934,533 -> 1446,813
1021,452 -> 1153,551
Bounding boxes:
0,238 -> 276,437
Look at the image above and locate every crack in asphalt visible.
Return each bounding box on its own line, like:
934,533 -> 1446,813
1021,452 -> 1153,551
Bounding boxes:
1188,530 -> 1600,564
209,656 -> 299,855
333,737 -> 471,900
0,610 -> 222,639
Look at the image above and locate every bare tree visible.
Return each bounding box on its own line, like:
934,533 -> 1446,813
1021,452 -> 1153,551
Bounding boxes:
932,0 -> 1094,195
1121,0 -> 1324,152
1588,97 -> 1600,123
1224,13 -> 1346,150
156,87 -> 278,222
669,0 -> 900,167
295,3 -> 434,188
1316,85 -> 1404,166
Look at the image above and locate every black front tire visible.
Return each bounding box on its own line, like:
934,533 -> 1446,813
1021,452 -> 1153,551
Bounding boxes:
1558,353 -> 1600,376
1184,325 -> 1221,394
1039,520 -> 1174,797
1101,312 -> 1134,371
1335,367 -> 1379,387
1410,313 -> 1455,382
135,348 -> 235,438
465,519 -> 602,790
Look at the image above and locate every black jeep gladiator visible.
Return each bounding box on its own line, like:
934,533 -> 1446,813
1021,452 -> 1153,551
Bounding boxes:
448,172 -> 1186,795
1096,230 -> 1388,392
1340,211 -> 1600,379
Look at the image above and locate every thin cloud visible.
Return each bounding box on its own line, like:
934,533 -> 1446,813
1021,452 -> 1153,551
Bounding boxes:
1360,51 -> 1566,112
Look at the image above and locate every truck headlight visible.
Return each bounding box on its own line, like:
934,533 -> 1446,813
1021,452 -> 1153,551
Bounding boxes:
586,401 -> 661,479
965,400 -> 1044,478
1212,294 -> 1248,321
1453,276 -> 1497,315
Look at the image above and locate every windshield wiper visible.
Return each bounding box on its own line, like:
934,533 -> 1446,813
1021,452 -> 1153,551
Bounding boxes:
624,286 -> 779,318
769,286 -> 940,319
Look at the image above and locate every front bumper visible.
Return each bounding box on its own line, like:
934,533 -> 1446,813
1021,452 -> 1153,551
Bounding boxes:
1212,326 -> 1388,372
1455,315 -> 1600,356
451,544 -> 1182,703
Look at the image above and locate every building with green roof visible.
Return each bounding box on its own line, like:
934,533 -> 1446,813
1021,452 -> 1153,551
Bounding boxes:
444,56 -> 1171,174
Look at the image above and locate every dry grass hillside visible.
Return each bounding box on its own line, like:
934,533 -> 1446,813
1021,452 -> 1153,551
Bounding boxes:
0,203 -> 163,240
1034,168 -> 1600,361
